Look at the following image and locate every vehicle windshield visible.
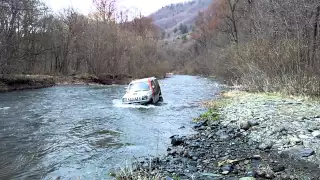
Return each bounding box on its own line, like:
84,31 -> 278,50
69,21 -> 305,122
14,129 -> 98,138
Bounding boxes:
128,82 -> 150,92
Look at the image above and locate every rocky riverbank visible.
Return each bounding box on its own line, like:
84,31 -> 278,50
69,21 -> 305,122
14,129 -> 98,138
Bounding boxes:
115,91 -> 320,179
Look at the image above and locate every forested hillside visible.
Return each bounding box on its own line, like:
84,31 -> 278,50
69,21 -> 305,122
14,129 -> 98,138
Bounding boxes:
151,0 -> 211,37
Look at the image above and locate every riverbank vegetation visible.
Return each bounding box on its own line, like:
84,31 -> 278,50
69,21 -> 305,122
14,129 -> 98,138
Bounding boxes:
0,0 -> 171,85
178,0 -> 320,96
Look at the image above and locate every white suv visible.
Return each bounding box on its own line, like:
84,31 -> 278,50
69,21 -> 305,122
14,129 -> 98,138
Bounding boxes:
122,77 -> 163,105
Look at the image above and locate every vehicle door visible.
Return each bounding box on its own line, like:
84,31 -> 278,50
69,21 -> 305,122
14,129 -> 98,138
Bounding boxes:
154,79 -> 161,94
151,80 -> 159,102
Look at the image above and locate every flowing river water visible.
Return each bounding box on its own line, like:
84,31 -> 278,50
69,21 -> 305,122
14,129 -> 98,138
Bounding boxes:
0,75 -> 221,180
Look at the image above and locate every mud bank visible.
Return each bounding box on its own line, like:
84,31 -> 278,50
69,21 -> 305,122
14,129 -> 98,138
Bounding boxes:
0,75 -> 55,92
0,74 -> 132,92
116,91 -> 320,179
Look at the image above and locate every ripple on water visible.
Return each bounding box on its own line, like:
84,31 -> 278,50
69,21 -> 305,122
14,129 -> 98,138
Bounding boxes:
0,75 -> 221,180
0,107 -> 10,110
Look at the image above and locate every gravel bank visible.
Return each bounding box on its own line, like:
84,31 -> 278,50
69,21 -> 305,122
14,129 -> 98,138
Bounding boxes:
218,92 -> 320,165
118,91 -> 320,179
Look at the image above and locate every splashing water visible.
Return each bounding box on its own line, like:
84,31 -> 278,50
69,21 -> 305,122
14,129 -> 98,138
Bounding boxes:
112,99 -> 156,109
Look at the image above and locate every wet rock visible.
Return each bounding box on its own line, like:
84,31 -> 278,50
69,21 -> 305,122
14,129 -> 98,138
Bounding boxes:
289,137 -> 302,145
221,164 -> 233,175
240,121 -> 251,131
258,141 -> 273,150
281,147 -> 315,158
298,134 -> 309,139
311,130 -> 320,138
246,171 -> 256,177
201,173 -> 222,177
168,150 -> 177,156
252,155 -> 261,160
190,142 -> 200,148
280,174 -> 291,180
248,120 -> 259,127
239,177 -> 256,180
166,169 -> 175,173
271,164 -> 286,172
255,170 -> 266,178
142,163 -> 149,169
300,148 -> 315,157
170,136 -> 184,146
186,166 -> 197,173
153,157 -> 160,164
202,159 -> 210,164
183,150 -> 189,157
192,156 -> 198,161
194,120 -> 208,129
165,177 -> 174,180
179,126 -> 186,129
210,120 -> 220,127
265,171 -> 275,179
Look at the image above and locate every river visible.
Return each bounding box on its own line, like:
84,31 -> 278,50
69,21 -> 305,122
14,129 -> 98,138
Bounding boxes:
0,75 -> 221,180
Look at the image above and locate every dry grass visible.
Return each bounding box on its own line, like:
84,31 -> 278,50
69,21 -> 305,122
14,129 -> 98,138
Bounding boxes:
192,39 -> 320,97
110,160 -> 164,180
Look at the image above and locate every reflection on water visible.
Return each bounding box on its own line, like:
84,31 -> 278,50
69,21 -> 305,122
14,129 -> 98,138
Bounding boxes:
0,75 -> 221,179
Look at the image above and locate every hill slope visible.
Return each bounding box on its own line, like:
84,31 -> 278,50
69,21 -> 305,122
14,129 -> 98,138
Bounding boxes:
150,0 -> 212,37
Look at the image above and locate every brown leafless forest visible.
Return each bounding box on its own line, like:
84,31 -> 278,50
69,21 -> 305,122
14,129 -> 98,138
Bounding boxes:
182,0 -> 320,96
1,0 -> 320,95
0,0 -> 171,80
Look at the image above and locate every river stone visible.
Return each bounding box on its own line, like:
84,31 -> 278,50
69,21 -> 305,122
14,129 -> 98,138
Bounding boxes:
258,141 -> 273,150
300,148 -> 315,157
171,136 -> 184,146
281,147 -> 315,158
265,171 -> 275,179
221,164 -> 233,175
252,155 -> 261,160
248,120 -> 259,126
271,164 -> 286,172
240,121 -> 251,131
194,120 -> 208,129
312,131 -> 320,138
298,134 -> 310,139
256,170 -> 266,178
289,137 -> 302,145
166,169 -> 175,173
239,177 -> 256,180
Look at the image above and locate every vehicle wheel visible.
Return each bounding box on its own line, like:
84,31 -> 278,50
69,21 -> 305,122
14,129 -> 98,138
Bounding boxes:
147,98 -> 153,105
159,91 -> 163,102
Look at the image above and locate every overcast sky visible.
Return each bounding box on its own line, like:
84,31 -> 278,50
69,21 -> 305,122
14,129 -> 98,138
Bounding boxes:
43,0 -> 188,16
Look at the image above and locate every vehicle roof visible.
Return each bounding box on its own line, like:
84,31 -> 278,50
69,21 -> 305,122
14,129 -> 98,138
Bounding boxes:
130,77 -> 157,83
